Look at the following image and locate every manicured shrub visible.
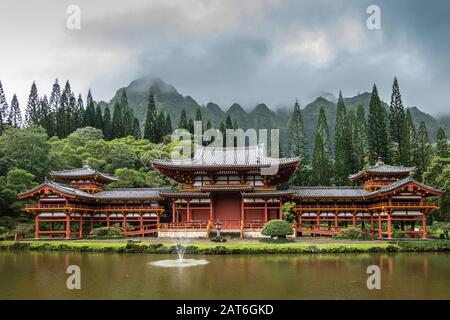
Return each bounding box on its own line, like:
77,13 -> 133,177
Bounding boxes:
261,220 -> 293,239
88,227 -> 123,239
338,227 -> 362,239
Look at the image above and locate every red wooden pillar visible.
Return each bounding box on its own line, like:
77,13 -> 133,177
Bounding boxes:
378,213 -> 382,238
35,214 -> 40,239
279,200 -> 282,220
172,200 -> 176,223
387,211 -> 392,240
140,214 -> 144,237
421,212 -> 427,239
370,213 -> 374,239
240,197 -> 244,223
79,215 -> 83,238
186,200 -> 191,223
209,199 -> 213,222
352,214 -> 356,227
264,200 -> 268,222
123,211 -> 127,230
106,214 -> 110,227
65,212 -> 71,240
334,211 -> 338,230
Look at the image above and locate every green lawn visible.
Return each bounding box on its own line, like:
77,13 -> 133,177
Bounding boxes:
1,238 -> 448,253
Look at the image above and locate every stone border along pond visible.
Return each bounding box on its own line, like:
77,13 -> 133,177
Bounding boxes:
0,240 -> 449,254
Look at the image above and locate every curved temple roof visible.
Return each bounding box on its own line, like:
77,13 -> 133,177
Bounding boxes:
50,165 -> 118,183
18,181 -> 169,200
349,158 -> 415,181
153,144 -> 301,168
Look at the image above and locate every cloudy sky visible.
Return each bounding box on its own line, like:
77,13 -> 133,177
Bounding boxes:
0,0 -> 449,115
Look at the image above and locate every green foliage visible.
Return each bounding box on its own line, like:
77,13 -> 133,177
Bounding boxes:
311,106 -> 332,185
0,169 -> 37,215
423,157 -> 450,221
436,127 -> 449,158
88,227 -> 124,239
282,201 -> 297,223
0,126 -> 50,181
367,84 -> 390,164
261,219 -> 293,238
337,227 -> 365,240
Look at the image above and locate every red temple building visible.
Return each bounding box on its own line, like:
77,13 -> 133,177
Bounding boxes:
18,146 -> 443,240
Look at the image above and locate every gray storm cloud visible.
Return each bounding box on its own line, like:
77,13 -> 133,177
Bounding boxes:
0,0 -> 448,115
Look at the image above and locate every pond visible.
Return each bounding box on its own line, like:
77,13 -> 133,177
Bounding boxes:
0,252 -> 448,299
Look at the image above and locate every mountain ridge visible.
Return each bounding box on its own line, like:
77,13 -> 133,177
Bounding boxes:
99,77 -> 449,152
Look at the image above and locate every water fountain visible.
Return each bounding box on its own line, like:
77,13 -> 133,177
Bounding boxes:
149,234 -> 209,268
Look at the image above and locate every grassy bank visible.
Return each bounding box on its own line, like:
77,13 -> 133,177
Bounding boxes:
0,239 -> 449,254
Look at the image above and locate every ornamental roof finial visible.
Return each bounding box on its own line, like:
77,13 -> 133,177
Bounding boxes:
375,157 -> 384,166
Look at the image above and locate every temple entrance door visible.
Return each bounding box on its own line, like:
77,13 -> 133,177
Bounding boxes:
212,192 -> 241,230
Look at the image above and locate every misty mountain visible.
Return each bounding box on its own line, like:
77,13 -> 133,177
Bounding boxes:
99,76 -> 449,154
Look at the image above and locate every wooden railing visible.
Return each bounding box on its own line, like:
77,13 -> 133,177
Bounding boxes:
159,221 -> 209,230
367,202 -> 437,208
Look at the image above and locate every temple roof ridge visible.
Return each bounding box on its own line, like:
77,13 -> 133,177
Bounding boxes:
50,166 -> 118,182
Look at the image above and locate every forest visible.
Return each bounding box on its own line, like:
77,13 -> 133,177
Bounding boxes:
0,77 -> 448,221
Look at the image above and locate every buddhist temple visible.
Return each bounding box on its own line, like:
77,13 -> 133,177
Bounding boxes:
18,146 -> 443,240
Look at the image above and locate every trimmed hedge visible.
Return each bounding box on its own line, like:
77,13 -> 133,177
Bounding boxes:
0,240 -> 448,254
261,220 -> 293,238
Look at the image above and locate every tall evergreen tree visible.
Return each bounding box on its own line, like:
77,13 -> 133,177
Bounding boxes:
405,109 -> 416,166
389,77 -> 407,164
144,93 -> 158,142
95,105 -> 103,131
334,92 -> 353,185
38,95 -> 54,136
67,93 -> 77,133
415,121 -> 431,180
102,107 -> 112,140
8,94 -> 22,128
188,118 -> 194,135
367,84 -> 390,164
436,127 -> 449,158
74,94 -> 84,130
132,117 -> 141,140
49,79 -> 61,114
219,121 -> 226,146
60,81 -> 71,109
206,120 -> 212,130
288,100 -> 308,161
311,106 -> 332,185
111,101 -> 124,139
55,104 -> 68,138
0,80 -> 9,120
156,111 -> 166,142
165,113 -> 172,136
121,90 -> 133,136
352,105 -> 367,171
25,82 -> 40,126
83,89 -> 96,127
178,109 -> 188,130
345,109 -> 356,175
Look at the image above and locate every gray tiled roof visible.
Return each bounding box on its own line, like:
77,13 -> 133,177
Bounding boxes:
96,187 -> 171,199
158,191 -> 211,198
376,177 -> 443,195
153,144 -> 300,168
51,165 -> 118,182
18,181 -> 96,199
241,190 -> 294,197
349,159 -> 415,180
291,186 -> 370,198
19,181 -> 170,200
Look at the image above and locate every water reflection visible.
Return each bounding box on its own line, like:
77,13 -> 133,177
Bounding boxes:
0,252 -> 448,299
